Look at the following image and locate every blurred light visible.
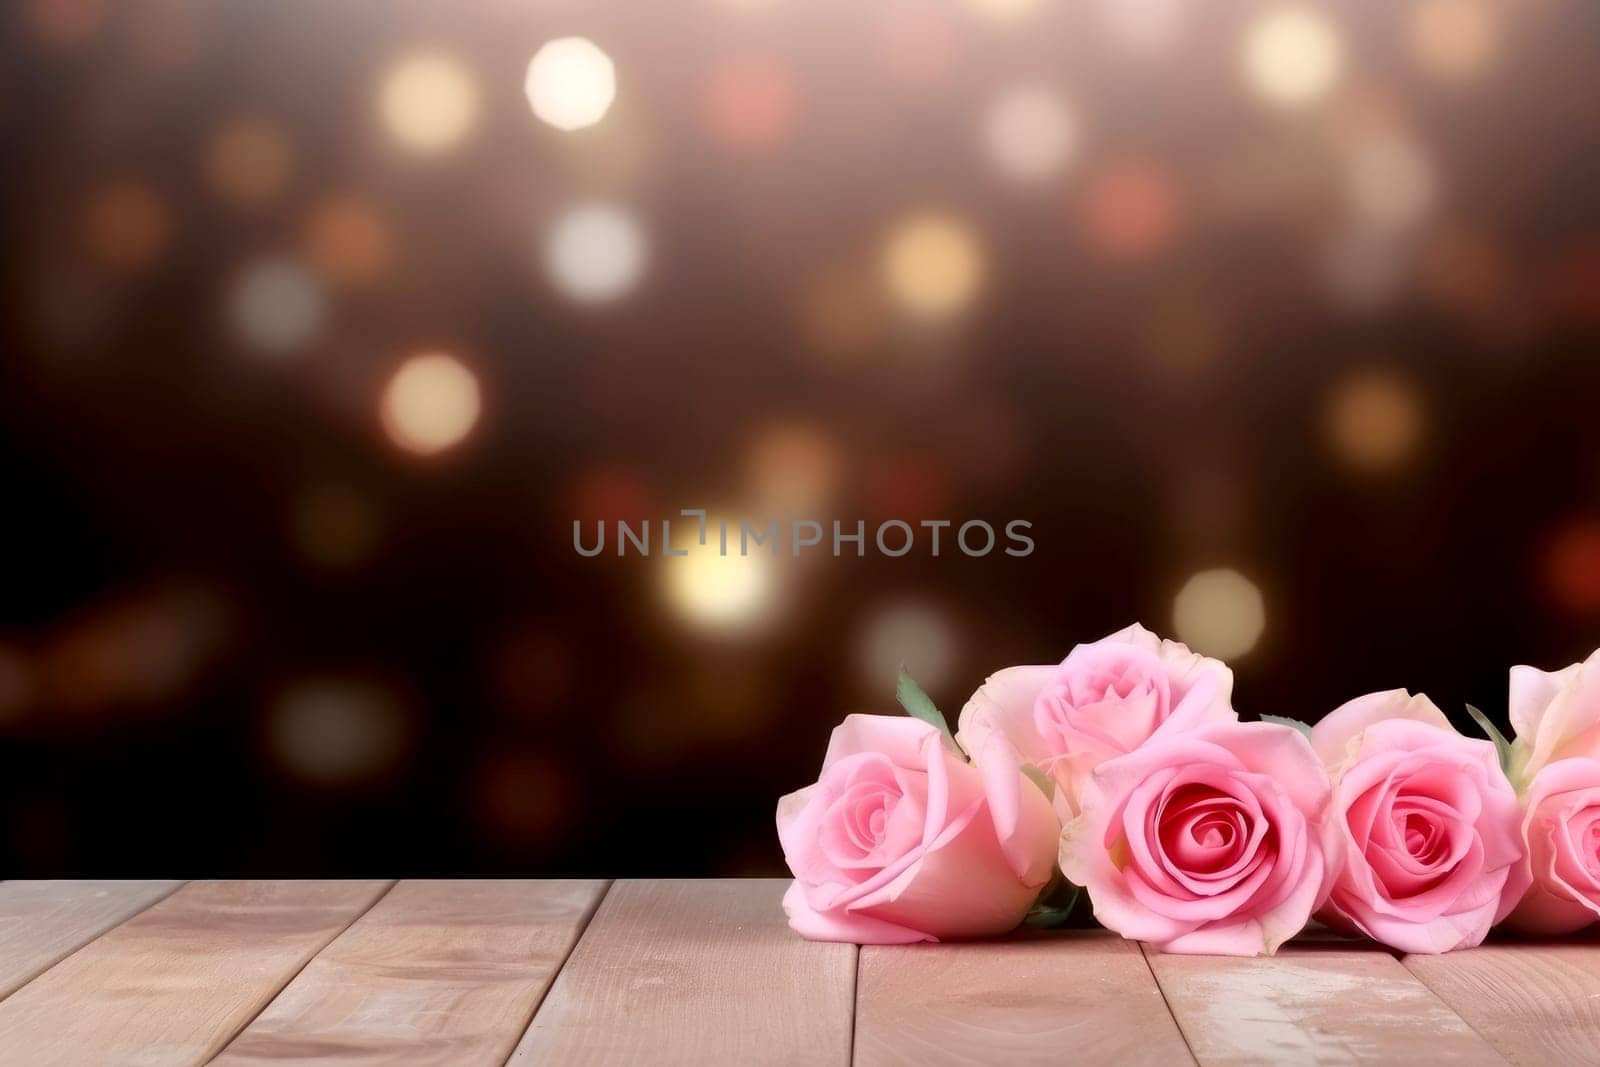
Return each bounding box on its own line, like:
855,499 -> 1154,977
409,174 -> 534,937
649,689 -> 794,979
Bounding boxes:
27,0 -> 105,47
29,267 -> 116,354
1408,0 -> 1499,83
380,352 -> 482,456
487,628 -> 573,715
663,534 -> 778,631
81,180 -> 171,272
1172,569 -> 1265,660
745,421 -> 842,513
1097,0 -> 1183,57
863,453 -> 949,523
290,484 -> 382,571
1144,289 -> 1224,379
1545,520 -> 1600,615
300,194 -> 393,288
1082,160 -> 1179,261
44,581 -> 233,714
0,644 -> 37,725
473,751 -> 572,846
378,51 -> 480,154
543,203 -> 647,305
881,214 -> 985,319
801,261 -> 888,365
881,1 -> 958,86
1242,6 -> 1343,109
266,677 -> 412,785
963,0 -> 1041,22
572,466 -> 654,526
1345,131 -> 1437,233
525,37 -> 616,132
859,600 -> 959,692
1318,228 -> 1409,312
982,86 -> 1080,184
204,116 -> 294,207
1324,368 -> 1425,473
1421,226 -> 1510,324
229,257 -> 327,355
704,56 -> 799,154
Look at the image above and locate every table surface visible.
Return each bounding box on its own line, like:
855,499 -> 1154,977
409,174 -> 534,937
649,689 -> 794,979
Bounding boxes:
0,879 -> 1594,1065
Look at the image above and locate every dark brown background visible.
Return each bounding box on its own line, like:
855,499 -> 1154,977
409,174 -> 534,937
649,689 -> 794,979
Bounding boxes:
2,0 -> 1599,876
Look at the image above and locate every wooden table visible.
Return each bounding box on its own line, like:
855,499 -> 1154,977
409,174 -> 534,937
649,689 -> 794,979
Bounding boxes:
0,879 -> 1594,1065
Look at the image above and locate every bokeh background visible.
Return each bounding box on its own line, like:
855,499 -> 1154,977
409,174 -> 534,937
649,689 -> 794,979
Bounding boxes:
3,0 -> 1600,876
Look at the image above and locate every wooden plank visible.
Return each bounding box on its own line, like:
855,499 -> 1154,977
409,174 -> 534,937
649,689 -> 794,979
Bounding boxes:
0,881 -> 182,1000
855,930 -> 1193,1066
214,879 -> 606,1066
1147,941 -> 1505,1065
0,879 -> 390,1066
1404,943 -> 1600,1066
510,879 -> 854,1065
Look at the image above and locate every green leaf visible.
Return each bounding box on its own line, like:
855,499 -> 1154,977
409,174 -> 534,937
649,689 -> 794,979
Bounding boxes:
897,668 -> 957,748
1259,714 -> 1314,740
1024,883 -> 1083,929
1466,703 -> 1515,778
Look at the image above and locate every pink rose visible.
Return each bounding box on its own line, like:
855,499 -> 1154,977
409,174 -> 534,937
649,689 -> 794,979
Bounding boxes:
1508,650 -> 1600,788
1058,720 -> 1335,955
1312,690 -> 1527,953
956,623 -> 1236,818
1505,758 -> 1600,935
777,714 -> 1059,943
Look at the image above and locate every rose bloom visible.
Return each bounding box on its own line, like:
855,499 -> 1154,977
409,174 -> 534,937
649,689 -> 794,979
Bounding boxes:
1506,757 -> 1600,935
956,623 -> 1236,818
1059,720 -> 1335,955
1312,690 -> 1527,954
777,714 -> 1059,943
1508,649 -> 1600,789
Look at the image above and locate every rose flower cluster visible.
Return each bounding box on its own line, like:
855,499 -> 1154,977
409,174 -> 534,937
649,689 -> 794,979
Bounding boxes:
776,624 -> 1600,955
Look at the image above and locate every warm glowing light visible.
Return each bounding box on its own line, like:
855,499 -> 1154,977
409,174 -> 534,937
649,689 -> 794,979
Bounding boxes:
1325,369 -> 1425,473
859,601 -> 959,692
1082,161 -> 1179,260
381,352 -> 482,456
1242,6 -> 1343,109
1545,520 -> 1600,615
1409,0 -> 1498,83
982,86 -> 1079,184
291,484 -> 381,570
664,538 -> 777,630
300,194 -> 393,287
1319,229 -> 1409,312
881,214 -> 984,319
267,677 -> 411,785
379,51 -> 480,153
525,37 -> 616,132
1345,131 -> 1437,233
745,421 -> 842,514
205,117 -> 294,207
881,1 -> 957,87
801,262 -> 887,365
962,0 -> 1041,22
28,0 -> 104,47
1097,0 -> 1183,57
229,258 -> 326,355
81,180 -> 171,272
704,57 -> 799,153
543,203 -> 647,305
1173,569 -> 1266,660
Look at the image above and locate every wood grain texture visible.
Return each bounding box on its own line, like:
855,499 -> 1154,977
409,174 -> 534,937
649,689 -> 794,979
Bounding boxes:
0,881 -> 182,1000
1404,942 -> 1600,1066
214,879 -> 606,1066
0,880 -> 391,1067
1147,941 -> 1505,1065
510,879 -> 855,1066
855,930 -> 1193,1066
